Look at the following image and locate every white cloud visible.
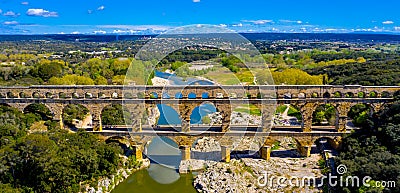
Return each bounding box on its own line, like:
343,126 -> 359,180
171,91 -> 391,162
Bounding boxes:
93,30 -> 106,34
3,11 -> 20,17
382,20 -> 394,25
279,19 -> 303,24
233,23 -> 243,27
395,27 -> 400,31
193,0 -> 200,2
26,9 -> 58,17
71,31 -> 80,34
21,2 -> 29,5
87,10 -> 93,14
97,5 -> 105,11
3,21 -> 19,25
0,9 -> 2,14
242,19 -> 273,25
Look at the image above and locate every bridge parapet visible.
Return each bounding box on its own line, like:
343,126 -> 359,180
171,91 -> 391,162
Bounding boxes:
0,85 -> 398,100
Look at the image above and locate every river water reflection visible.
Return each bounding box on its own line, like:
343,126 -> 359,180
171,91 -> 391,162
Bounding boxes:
113,71 -> 212,192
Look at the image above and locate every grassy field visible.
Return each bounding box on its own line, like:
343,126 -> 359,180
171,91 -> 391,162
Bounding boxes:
204,67 -> 261,85
234,104 -> 262,116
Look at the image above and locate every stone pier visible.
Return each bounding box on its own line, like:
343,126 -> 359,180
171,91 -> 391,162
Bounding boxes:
221,146 -> 231,162
180,145 -> 191,160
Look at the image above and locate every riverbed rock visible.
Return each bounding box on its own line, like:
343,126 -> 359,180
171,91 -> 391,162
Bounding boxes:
194,154 -> 324,193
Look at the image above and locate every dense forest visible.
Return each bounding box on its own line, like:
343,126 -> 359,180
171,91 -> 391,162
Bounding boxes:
0,104 -> 138,192
306,59 -> 400,86
335,93 -> 400,193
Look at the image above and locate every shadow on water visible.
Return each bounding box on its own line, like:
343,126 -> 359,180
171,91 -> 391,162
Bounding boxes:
112,136 -> 197,193
111,168 -> 196,193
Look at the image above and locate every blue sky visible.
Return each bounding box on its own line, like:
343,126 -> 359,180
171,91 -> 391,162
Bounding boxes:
0,0 -> 399,34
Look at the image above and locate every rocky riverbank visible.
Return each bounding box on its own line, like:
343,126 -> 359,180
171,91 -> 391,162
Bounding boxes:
194,154 -> 324,193
81,158 -> 150,193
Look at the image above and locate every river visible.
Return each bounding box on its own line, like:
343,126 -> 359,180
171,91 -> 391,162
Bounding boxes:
112,71 -> 214,192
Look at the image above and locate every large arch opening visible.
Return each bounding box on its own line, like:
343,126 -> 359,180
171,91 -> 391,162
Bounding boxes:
347,103 -> 371,127
156,104 -> 181,129
312,104 -> 338,127
144,136 -> 181,183
62,104 -> 91,130
191,137 -> 221,161
231,104 -> 262,126
101,104 -> 133,129
189,103 -> 217,132
190,103 -> 216,124
274,104 -> 302,127
23,103 -> 53,121
22,103 -> 55,132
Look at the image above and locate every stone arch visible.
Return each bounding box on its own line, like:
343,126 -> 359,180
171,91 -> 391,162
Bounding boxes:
283,92 -> 292,99
45,92 -> 53,98
344,92 -> 354,98
298,92 -> 306,99
23,103 -> 53,121
368,91 -> 378,98
191,137 -> 222,161
32,92 -> 41,98
85,92 -> 93,99
381,91 -> 391,98
175,92 -> 183,99
188,92 -> 197,99
144,136 -> 185,162
156,104 -> 182,126
231,103 -> 262,126
189,102 -> 216,125
112,92 -> 119,99
202,92 -> 210,99
62,104 -> 92,129
149,92 -> 159,99
101,104 -> 132,129
98,92 -> 106,99
357,91 -> 366,98
72,92 -> 80,99
312,103 -> 338,126
323,92 -> 331,98
105,136 -> 130,149
162,92 -> 171,99
314,136 -> 342,150
274,104 -> 302,127
59,92 -> 67,99
292,136 -> 315,157
347,103 -> 372,126
311,92 -> 319,98
19,92 -> 27,98
333,91 -> 342,98
7,92 -> 17,98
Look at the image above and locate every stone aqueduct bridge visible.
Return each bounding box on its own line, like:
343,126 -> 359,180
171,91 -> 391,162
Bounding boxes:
0,85 -> 399,162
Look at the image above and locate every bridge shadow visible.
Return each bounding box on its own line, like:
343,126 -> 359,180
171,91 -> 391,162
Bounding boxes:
191,151 -> 221,161
231,150 -> 260,159
270,147 -> 319,158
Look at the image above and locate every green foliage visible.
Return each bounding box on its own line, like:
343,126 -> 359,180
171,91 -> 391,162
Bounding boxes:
201,116 -> 211,124
221,55 -> 241,73
0,104 -> 126,192
312,104 -> 336,125
101,104 -> 133,125
49,74 -> 95,85
62,104 -> 89,127
37,62 -> 63,81
306,59 -> 400,86
348,104 -> 370,126
271,68 -> 324,85
336,99 -> 400,193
